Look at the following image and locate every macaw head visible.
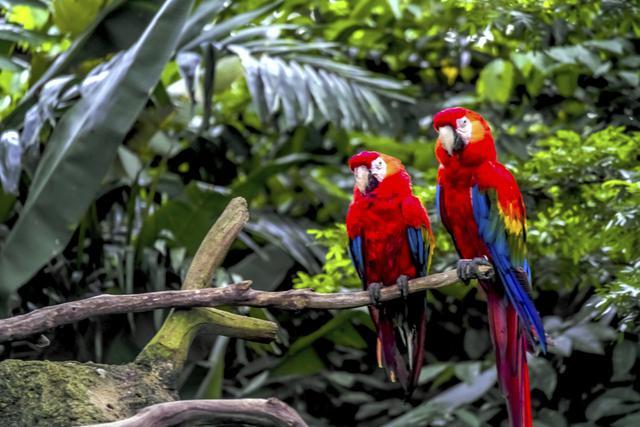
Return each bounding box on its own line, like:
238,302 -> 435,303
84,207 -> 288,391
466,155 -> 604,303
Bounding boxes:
433,107 -> 496,165
348,151 -> 405,195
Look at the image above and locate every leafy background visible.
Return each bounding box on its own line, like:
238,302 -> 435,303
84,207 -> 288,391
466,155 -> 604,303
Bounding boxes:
0,0 -> 639,426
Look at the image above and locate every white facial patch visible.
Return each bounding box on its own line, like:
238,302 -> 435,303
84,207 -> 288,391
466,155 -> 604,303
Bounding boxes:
370,157 -> 387,182
438,125 -> 455,155
456,116 -> 472,143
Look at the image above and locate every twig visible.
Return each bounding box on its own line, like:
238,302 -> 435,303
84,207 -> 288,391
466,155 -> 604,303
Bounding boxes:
0,268 -> 485,342
81,398 -> 308,427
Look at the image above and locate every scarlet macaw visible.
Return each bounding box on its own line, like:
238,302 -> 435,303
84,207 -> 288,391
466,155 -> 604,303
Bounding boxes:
346,151 -> 435,396
433,107 -> 547,427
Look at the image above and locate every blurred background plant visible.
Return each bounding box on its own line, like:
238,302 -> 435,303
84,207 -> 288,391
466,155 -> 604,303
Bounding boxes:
0,0 -> 639,426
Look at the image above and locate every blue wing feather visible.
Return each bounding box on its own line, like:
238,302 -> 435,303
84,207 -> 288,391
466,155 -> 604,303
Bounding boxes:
471,185 -> 547,353
407,227 -> 427,277
349,235 -> 366,284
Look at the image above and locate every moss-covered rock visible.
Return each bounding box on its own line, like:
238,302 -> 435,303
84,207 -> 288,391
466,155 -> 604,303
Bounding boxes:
0,359 -> 176,426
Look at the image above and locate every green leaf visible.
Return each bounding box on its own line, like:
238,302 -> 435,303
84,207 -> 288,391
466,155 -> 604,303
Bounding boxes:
0,0 -> 195,296
463,327 -> 490,359
554,67 -> 580,97
232,48 -> 411,132
195,336 -> 229,399
528,356 -> 557,399
384,369 -> 497,427
564,322 -> 617,355
613,412 -> 640,427
418,363 -> 450,385
476,59 -> 514,104
584,38 -> 628,55
0,189 -> 16,223
612,340 -> 637,380
245,211 -> 323,273
272,347 -> 325,377
535,408 -> 568,427
213,54 -> 243,94
0,22 -> 55,45
181,1 -> 282,51
138,182 -> 229,256
325,320 -> 368,349
1,0 -> 128,131
287,310 -> 370,356
177,0 -> 227,48
619,71 -> 640,87
229,244 -> 295,291
453,361 -> 481,385
52,0 -> 104,36
386,0 -> 401,19
585,388 -> 640,421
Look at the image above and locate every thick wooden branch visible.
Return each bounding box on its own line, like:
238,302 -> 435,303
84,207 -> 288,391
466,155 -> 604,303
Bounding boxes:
82,398 -> 308,427
135,197 -> 253,374
0,268 -> 483,342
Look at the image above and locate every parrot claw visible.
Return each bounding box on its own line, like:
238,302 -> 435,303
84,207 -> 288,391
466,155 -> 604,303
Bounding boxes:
457,257 -> 494,284
396,275 -> 410,300
368,282 -> 383,306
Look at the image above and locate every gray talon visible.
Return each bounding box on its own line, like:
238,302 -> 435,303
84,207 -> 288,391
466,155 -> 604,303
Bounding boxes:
457,257 -> 494,284
368,282 -> 383,306
396,275 -> 410,300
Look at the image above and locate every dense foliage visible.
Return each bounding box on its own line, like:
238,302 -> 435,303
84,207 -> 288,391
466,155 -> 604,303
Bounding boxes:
0,1 -> 638,426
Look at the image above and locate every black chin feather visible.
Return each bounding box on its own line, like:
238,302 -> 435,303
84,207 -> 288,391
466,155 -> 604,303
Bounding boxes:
452,132 -> 465,152
366,173 -> 379,193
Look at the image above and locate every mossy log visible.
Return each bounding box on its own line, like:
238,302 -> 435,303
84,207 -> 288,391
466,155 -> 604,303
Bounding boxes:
0,360 -> 176,426
0,198 -> 280,426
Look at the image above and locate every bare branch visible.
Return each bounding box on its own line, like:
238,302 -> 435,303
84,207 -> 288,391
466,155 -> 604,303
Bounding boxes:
82,398 -> 308,427
182,197 -> 250,290
0,268 -> 486,342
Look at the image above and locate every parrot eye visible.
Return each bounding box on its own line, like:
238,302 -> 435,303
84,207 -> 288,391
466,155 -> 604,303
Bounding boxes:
457,117 -> 469,128
370,158 -> 387,181
454,116 -> 473,145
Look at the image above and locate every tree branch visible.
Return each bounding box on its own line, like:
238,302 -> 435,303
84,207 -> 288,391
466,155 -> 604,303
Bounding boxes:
82,398 -> 308,427
0,268 -> 484,342
182,197 -> 250,290
135,197 -> 257,375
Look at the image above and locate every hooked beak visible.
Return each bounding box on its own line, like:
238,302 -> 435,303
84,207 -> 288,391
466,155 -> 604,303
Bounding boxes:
353,166 -> 379,194
438,125 -> 466,155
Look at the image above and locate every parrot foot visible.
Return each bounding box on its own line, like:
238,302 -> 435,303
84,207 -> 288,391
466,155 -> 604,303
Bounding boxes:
368,282 -> 383,306
396,275 -> 410,300
457,257 -> 494,284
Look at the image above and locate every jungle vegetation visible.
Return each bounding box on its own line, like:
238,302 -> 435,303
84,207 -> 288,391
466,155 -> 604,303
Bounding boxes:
0,0 -> 639,426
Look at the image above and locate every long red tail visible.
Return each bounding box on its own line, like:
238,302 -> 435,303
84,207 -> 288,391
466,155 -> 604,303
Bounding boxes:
370,291 -> 427,397
485,284 -> 532,427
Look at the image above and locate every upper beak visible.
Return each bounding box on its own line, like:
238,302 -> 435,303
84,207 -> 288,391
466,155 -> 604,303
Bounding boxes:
354,166 -> 379,194
438,125 -> 465,155
354,166 -> 369,194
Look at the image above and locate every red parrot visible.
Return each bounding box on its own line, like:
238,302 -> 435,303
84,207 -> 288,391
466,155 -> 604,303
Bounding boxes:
346,151 -> 435,396
433,107 -> 547,427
